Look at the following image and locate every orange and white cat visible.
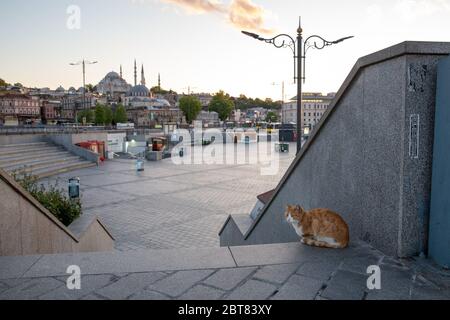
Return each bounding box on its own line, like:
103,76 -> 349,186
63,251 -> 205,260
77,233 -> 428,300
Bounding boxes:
285,205 -> 349,249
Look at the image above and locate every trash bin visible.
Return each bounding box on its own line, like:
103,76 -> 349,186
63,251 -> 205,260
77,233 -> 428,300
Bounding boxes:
68,177 -> 80,199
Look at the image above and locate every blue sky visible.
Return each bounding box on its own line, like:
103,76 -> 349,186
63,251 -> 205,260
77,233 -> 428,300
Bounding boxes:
1,0 -> 450,100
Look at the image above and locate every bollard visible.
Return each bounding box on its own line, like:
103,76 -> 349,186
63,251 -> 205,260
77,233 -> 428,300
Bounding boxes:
136,158 -> 145,172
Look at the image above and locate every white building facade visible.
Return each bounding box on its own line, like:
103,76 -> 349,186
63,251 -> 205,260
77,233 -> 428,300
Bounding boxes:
282,92 -> 335,132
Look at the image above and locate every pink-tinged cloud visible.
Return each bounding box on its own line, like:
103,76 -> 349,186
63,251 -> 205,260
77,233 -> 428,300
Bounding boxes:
160,0 -> 273,34
228,0 -> 273,34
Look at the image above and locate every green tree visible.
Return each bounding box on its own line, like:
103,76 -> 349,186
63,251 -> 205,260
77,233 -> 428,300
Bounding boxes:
114,104 -> 128,124
266,111 -> 279,123
94,104 -> 106,125
0,78 -> 9,87
179,95 -> 202,124
104,106 -> 113,125
77,109 -> 94,124
85,84 -> 94,93
209,91 -> 234,122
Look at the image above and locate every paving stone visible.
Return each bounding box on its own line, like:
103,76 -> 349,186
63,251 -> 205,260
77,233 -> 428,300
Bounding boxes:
376,265 -> 414,295
95,272 -> 166,300
148,270 -> 215,298
81,293 -> 108,300
297,261 -> 339,281
178,285 -> 225,300
271,274 -> 323,300
39,274 -> 115,300
321,270 -> 367,300
225,280 -> 277,300
411,285 -> 450,300
365,289 -> 410,300
203,267 -> 256,291
0,277 -> 63,300
339,255 -> 381,275
129,290 -> 171,300
0,255 -> 42,280
0,282 -> 9,294
253,264 -> 300,285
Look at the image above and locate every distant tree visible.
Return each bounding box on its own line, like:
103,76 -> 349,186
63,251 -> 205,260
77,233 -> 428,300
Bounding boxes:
85,84 -> 94,93
0,78 -> 8,87
114,104 -> 128,124
77,109 -> 94,124
104,106 -> 113,125
94,104 -> 106,125
209,91 -> 234,122
179,95 -> 202,124
265,111 -> 279,123
13,83 -> 23,88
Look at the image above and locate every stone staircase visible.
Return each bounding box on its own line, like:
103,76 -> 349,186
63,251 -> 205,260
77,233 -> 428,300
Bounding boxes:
0,142 -> 96,179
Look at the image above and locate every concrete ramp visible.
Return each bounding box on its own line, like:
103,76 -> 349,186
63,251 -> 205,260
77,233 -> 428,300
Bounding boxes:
220,41 -> 450,258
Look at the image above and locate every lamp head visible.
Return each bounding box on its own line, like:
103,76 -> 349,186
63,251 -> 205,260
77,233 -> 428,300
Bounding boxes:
242,31 -> 263,41
333,36 -> 354,44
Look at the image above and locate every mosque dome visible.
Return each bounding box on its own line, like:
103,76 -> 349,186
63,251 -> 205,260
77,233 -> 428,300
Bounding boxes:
130,85 -> 149,97
56,86 -> 65,92
105,71 -> 120,80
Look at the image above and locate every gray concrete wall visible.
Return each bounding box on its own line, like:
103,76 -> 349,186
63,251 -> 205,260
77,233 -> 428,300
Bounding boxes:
46,134 -> 101,164
0,169 -> 114,256
0,134 -> 47,145
221,42 -> 450,258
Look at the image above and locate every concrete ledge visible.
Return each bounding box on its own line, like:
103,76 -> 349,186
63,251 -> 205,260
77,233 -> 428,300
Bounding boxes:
0,241 -> 380,280
0,168 -> 114,256
9,247 -> 236,279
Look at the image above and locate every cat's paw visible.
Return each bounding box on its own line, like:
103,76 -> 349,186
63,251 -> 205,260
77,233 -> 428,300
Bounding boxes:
300,238 -> 306,244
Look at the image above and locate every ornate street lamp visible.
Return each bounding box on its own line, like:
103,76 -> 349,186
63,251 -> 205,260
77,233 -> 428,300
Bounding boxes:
242,17 -> 353,154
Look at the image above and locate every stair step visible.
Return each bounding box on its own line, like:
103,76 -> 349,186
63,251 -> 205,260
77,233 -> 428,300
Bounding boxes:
0,150 -> 69,162
0,146 -> 63,157
5,157 -> 84,172
0,142 -> 48,149
35,162 -> 97,179
0,153 -> 78,168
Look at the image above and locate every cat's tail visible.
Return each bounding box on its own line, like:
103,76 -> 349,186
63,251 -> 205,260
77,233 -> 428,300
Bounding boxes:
302,238 -> 347,249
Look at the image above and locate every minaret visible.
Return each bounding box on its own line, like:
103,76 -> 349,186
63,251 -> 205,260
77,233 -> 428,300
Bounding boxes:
141,65 -> 146,86
158,73 -> 161,90
120,65 -> 123,79
134,59 -> 137,86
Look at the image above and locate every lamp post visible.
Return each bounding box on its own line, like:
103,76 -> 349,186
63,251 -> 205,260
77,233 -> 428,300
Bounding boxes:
242,17 -> 353,154
70,59 -> 98,125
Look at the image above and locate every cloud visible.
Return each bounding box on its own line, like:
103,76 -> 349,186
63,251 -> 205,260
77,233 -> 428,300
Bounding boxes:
159,0 -> 273,34
228,0 -> 273,34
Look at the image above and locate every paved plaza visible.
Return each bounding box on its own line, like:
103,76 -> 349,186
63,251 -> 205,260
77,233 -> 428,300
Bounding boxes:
41,142 -> 295,251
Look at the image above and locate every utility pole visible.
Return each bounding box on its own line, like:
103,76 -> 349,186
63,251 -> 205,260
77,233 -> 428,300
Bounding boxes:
70,59 -> 98,125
